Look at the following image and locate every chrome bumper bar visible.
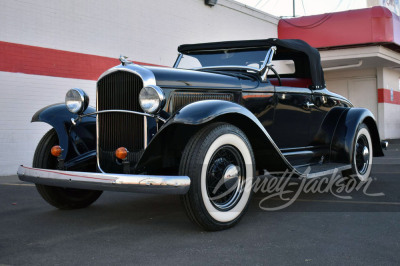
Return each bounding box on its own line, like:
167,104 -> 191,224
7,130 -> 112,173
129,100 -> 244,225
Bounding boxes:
17,166 -> 190,194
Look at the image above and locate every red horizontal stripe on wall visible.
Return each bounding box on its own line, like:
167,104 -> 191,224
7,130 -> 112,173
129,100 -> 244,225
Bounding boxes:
378,88 -> 400,105
0,41 -> 162,81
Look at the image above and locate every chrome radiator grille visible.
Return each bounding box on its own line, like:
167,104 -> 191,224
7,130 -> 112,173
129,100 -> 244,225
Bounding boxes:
97,71 -> 144,173
171,92 -> 234,113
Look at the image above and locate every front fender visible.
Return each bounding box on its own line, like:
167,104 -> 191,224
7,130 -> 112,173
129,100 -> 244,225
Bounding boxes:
136,100 -> 299,175
168,99 -> 250,125
32,103 -> 96,160
331,108 -> 384,164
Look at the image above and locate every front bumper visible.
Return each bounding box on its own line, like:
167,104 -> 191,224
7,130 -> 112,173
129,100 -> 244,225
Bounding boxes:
17,165 -> 190,194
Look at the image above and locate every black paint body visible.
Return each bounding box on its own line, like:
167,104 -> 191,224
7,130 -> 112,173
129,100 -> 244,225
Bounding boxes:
31,39 -> 384,176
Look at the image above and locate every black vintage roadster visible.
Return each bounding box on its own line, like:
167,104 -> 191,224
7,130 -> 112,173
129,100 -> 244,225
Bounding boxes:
18,39 -> 386,230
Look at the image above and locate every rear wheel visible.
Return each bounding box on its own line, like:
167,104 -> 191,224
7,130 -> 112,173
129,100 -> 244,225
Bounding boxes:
33,129 -> 102,209
180,123 -> 255,231
343,123 -> 373,182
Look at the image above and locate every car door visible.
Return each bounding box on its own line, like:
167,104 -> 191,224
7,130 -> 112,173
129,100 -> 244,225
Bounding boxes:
265,85 -> 316,167
269,86 -> 314,149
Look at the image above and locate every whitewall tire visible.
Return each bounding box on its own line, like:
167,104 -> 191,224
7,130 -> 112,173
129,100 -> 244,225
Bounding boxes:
343,123 -> 373,182
180,123 -> 255,231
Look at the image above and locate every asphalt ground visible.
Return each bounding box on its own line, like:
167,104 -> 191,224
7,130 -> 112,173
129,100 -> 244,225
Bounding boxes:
1,143 -> 400,265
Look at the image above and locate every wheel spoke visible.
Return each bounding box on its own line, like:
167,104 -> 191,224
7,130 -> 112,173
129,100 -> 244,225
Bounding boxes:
355,134 -> 370,175
206,145 -> 246,211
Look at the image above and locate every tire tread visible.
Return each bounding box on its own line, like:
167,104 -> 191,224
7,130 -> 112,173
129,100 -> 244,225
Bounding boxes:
180,123 -> 254,231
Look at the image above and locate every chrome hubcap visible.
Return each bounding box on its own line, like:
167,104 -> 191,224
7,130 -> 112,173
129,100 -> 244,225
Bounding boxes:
362,146 -> 369,162
355,135 -> 370,175
206,145 -> 245,211
222,164 -> 240,189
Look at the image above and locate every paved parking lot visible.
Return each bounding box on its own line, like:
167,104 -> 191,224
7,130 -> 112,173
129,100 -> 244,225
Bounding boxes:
1,143 -> 400,265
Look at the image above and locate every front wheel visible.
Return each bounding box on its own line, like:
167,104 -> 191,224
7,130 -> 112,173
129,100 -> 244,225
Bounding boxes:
33,129 -> 102,209
180,123 -> 255,231
343,123 -> 373,182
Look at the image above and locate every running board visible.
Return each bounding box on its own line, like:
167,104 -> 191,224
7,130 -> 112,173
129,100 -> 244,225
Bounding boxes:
294,163 -> 351,179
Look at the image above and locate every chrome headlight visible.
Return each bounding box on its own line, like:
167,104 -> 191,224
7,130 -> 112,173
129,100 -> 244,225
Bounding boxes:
65,88 -> 89,114
139,85 -> 165,114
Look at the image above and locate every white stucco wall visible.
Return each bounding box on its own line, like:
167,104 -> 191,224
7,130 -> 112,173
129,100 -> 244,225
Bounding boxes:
0,0 -> 278,66
325,68 -> 378,121
321,45 -> 400,140
377,67 -> 400,139
0,0 -> 278,176
326,66 -> 400,140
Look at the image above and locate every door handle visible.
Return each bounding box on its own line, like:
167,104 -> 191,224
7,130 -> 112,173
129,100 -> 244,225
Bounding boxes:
304,101 -> 315,109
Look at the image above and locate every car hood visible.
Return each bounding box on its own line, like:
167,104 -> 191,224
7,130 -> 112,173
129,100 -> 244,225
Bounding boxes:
145,66 -> 244,90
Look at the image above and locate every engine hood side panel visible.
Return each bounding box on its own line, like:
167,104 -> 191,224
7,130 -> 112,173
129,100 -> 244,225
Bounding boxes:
146,66 -> 243,89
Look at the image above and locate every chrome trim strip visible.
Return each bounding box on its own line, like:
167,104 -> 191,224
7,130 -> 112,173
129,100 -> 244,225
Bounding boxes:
282,150 -> 315,157
98,64 -> 156,87
190,65 -> 259,72
18,165 -> 190,194
78,110 -> 166,123
144,117 -> 148,148
280,146 -> 316,152
275,87 -> 312,94
96,64 -> 158,173
303,165 -> 351,179
96,86 -> 107,174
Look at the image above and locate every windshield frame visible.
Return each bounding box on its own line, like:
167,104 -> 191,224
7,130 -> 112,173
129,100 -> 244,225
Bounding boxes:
173,46 -> 276,73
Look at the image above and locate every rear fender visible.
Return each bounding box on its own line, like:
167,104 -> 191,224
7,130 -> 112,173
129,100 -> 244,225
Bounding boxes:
135,100 -> 299,175
32,103 -> 96,161
331,108 -> 384,164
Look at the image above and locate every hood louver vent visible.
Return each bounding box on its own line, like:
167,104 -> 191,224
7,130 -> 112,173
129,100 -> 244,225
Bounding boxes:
170,92 -> 234,113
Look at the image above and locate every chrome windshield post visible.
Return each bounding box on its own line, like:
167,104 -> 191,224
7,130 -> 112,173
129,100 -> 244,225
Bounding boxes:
260,46 -> 277,82
173,53 -> 183,68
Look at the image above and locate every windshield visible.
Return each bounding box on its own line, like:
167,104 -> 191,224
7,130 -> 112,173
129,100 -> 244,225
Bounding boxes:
176,48 -> 269,70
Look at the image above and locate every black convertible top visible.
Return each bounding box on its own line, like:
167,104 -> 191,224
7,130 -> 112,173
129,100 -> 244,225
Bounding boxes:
178,38 -> 325,89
